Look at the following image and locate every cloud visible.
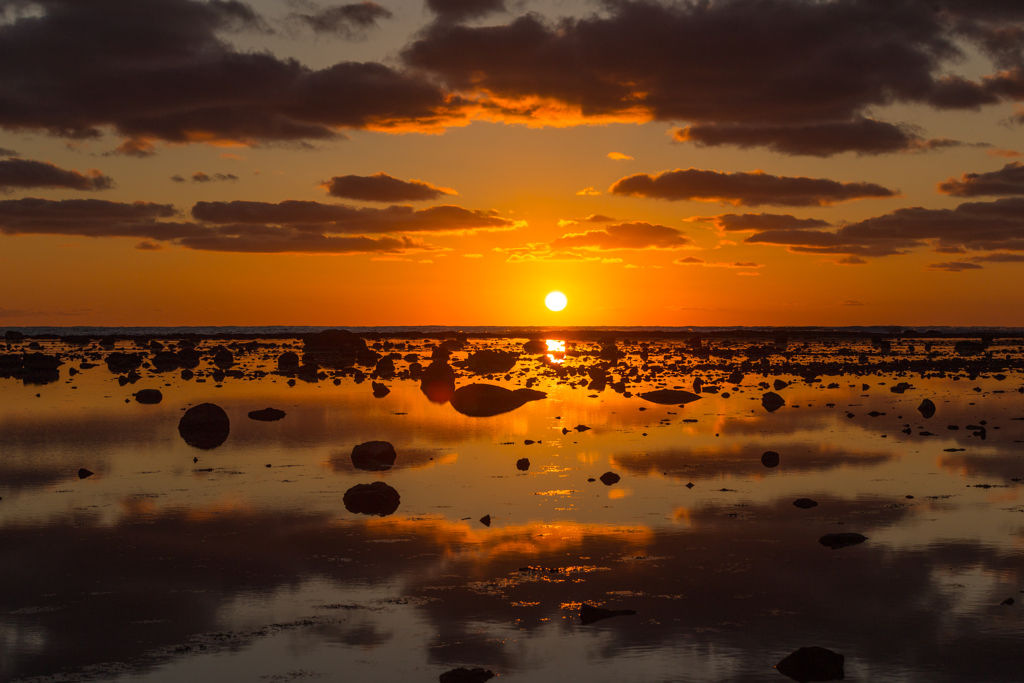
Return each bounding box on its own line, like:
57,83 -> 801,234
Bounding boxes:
401,0 -> 1024,155
191,200 -> 518,234
926,261 -> 985,271
111,138 -> 156,158
557,214 -> 618,227
171,175 -> 186,183
607,152 -> 633,160
0,158 -> 114,191
0,148 -> 18,157
0,0 -> 453,147
135,240 -> 163,250
321,172 -> 455,202
610,168 -> 898,207
426,0 -> 507,23
836,255 -> 868,265
191,172 -> 239,183
988,149 -> 1022,158
938,162 -> 1024,196
576,186 -> 601,196
840,300 -> 864,305
689,213 -> 832,232
550,222 -> 692,250
463,253 -> 483,258
673,256 -> 763,268
288,3 -> 393,38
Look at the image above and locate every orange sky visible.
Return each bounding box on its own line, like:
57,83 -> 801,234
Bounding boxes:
2,0 -> 1024,327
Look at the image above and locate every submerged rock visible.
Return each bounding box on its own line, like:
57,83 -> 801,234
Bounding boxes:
248,407 -> 286,421
775,646 -> 845,682
819,532 -> 867,550
439,668 -> 495,683
177,403 -> 230,450
450,383 -> 546,417
351,440 -> 397,471
579,603 -> 637,625
638,389 -> 702,405
761,451 -> 780,468
793,498 -> 818,509
134,389 -> 163,405
762,392 -> 786,412
918,398 -> 936,419
343,481 -> 400,517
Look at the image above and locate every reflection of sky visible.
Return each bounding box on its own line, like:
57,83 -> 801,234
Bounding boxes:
1,338 -> 1022,681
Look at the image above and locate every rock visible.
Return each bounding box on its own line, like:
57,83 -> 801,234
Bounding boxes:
248,407 -> 286,421
343,481 -> 400,517
450,383 -> 546,417
351,441 -> 397,471
774,379 -> 789,391
479,514 -> 491,527
212,348 -> 234,368
465,349 -> 518,374
1001,597 -> 1015,606
420,360 -> 456,404
775,646 -> 845,682
134,389 -> 163,404
761,451 -> 780,468
177,403 -> 230,450
180,368 -> 194,380
890,381 -> 911,394
277,351 -> 300,372
105,352 -> 142,374
793,498 -> 818,509
523,339 -> 547,354
516,458 -> 530,471
374,356 -> 396,378
727,370 -> 744,385
599,471 -> 620,485
819,532 -> 867,550
638,389 -> 702,405
579,603 -> 637,625
78,468 -> 94,479
918,398 -> 936,419
575,424 -> 591,432
371,381 -> 390,398
761,392 -> 786,412
151,351 -> 181,372
439,668 -> 495,683
692,377 -> 704,393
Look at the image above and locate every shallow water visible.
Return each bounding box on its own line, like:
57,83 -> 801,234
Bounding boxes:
1,336 -> 1022,682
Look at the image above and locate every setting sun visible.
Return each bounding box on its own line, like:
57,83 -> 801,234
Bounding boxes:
545,291 -> 568,311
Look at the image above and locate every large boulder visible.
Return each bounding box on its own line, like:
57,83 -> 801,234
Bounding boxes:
343,481 -> 400,517
522,339 -> 547,354
450,384 -> 546,417
761,392 -> 786,412
465,349 -> 518,375
134,389 -> 163,404
277,351 -> 300,372
177,403 -> 230,449
105,352 -> 142,374
420,361 -> 456,404
351,441 -> 397,471
918,398 -> 936,419
775,646 -> 845,682
638,389 -> 702,405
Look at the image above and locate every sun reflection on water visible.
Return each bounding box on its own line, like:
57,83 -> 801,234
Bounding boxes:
545,339 -> 566,364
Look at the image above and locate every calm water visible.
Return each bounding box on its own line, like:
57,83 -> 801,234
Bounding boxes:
1,334 -> 1022,682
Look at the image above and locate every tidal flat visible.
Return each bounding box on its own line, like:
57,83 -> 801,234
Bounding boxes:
1,330 -> 1022,682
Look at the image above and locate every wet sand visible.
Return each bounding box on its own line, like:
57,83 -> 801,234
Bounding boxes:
1,332 -> 1022,682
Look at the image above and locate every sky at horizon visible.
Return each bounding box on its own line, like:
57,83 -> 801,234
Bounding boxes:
2,0 -> 1024,327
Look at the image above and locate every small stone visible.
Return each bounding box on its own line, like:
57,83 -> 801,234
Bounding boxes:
579,603 -> 637,625
351,441 -> 397,471
793,498 -> 818,509
819,532 -> 867,549
599,471 -> 620,485
78,468 -> 94,479
439,667 -> 495,683
516,458 -> 530,471
247,407 -> 286,421
479,514 -> 491,527
761,451 -> 780,468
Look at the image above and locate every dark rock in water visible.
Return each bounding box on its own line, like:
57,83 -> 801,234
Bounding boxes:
692,377 -> 704,393
1001,597 -> 1015,606
819,532 -> 867,550
343,481 -> 400,517
439,668 -> 494,683
374,356 -> 396,378
516,458 -> 530,471
774,379 -> 789,391
479,514 -> 491,527
761,451 -> 780,468
78,468 -> 94,479
212,348 -> 234,368
918,398 -> 936,419
775,646 -> 845,682
105,352 -> 142,374
523,339 -> 547,354
639,389 -> 702,405
450,383 -> 546,417
793,498 -> 818,509
372,381 -> 390,398
890,381 -> 911,394
727,370 -> 744,385
599,471 -> 620,485
134,389 -> 163,404
151,351 -> 181,372
248,407 -> 286,422
177,403 -> 230,450
762,392 -> 786,412
579,603 -> 637,625
351,441 -> 396,471
277,351 -> 300,372
575,424 -> 591,432
420,360 -> 456,404
465,349 -> 518,374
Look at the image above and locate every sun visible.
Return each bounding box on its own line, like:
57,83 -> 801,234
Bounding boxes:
545,291 -> 568,311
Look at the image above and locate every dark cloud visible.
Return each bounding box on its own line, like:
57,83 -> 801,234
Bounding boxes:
171,175 -> 186,183
0,0 -> 452,147
0,157 -> 113,191
426,0 -> 507,23
191,171 -> 239,182
674,256 -> 762,268
550,221 -> 692,250
0,198 -> 181,238
0,147 -> 18,157
175,230 -> 436,254
402,0 -> 1024,155
134,240 -> 163,250
610,168 -> 898,207
321,172 -> 455,202
837,256 -> 868,265
926,261 -> 985,271
289,2 -> 393,37
690,213 -> 832,232
111,137 -> 157,157
938,162 -> 1024,196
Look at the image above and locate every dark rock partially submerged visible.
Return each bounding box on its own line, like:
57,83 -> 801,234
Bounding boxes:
78,468 -> 94,479
762,392 -> 786,412
343,481 -> 400,517
638,389 -> 702,405
465,349 -> 518,374
918,398 -> 936,419
819,533 -> 867,550
134,389 -> 163,404
439,668 -> 495,683
351,441 -> 397,471
248,407 -> 286,421
775,646 -> 845,682
450,384 -> 546,417
599,471 -> 620,485
579,603 -> 637,625
516,458 -> 530,471
177,403 -> 230,450
793,498 -> 818,509
761,451 -> 780,468
371,381 -> 390,398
